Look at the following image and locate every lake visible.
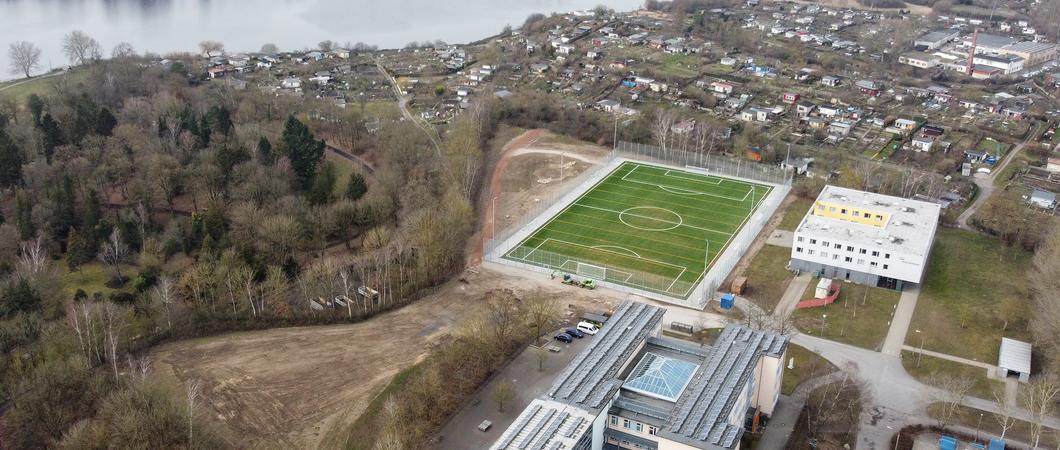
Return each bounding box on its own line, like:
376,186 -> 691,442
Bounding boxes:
1,0 -> 643,80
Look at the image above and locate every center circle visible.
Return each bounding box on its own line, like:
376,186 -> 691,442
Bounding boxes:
619,207 -> 683,231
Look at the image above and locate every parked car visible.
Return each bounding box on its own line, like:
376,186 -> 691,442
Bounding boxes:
564,328 -> 585,338
577,321 -> 600,335
554,333 -> 573,343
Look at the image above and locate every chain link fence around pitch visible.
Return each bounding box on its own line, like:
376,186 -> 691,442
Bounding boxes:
485,142 -> 791,309
504,245 -> 697,298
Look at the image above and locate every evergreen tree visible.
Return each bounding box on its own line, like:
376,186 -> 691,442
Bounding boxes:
157,116 -> 170,139
95,107 -> 117,136
15,192 -> 34,240
0,129 -> 23,189
282,116 -> 326,189
0,278 -> 41,318
307,162 -> 337,205
205,105 -> 233,137
345,171 -> 368,201
40,113 -> 64,164
47,175 -> 78,246
198,115 -> 212,145
67,228 -> 90,274
216,144 -> 250,174
26,94 -> 44,127
256,136 -> 273,165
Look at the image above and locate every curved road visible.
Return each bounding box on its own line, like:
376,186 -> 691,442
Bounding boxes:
956,128 -> 1040,229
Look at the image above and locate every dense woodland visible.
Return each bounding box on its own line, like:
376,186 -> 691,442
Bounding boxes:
0,54 -> 496,447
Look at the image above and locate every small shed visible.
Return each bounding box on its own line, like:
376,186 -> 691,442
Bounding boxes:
730,277 -> 747,295
997,338 -> 1032,383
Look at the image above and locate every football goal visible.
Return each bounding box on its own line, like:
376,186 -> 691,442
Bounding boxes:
576,262 -> 607,280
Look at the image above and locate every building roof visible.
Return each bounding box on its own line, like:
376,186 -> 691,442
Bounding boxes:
546,301 -> 665,411
623,352 -> 699,402
974,33 -> 1019,50
998,338 -> 1032,374
917,30 -> 957,44
795,186 -> 942,276
1003,41 -> 1058,55
490,398 -> 596,450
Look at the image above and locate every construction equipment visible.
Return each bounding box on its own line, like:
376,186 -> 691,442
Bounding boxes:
561,273 -> 597,289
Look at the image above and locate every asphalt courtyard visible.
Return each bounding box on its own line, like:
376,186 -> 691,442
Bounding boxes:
435,329 -> 592,450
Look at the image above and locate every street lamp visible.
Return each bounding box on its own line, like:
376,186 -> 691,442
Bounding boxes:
975,412 -> 984,442
915,329 -> 925,368
821,314 -> 828,334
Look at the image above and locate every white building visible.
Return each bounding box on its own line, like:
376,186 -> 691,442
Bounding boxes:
491,301 -> 788,450
789,186 -> 941,290
899,52 -> 940,69
915,30 -> 960,50
973,53 -> 1025,75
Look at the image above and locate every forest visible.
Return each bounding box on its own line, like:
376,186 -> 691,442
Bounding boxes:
0,54 -> 495,448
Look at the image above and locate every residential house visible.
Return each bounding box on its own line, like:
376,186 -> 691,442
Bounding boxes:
829,121 -> 853,136
797,101 -> 816,117
855,80 -> 880,97
818,104 -> 840,118
911,136 -> 935,152
281,77 -> 302,89
782,92 -> 800,104
597,99 -> 620,112
893,118 -> 918,132
821,75 -> 842,87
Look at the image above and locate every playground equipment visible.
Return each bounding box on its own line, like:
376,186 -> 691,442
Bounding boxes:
796,278 -> 841,309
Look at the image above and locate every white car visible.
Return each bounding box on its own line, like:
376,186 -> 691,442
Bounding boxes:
577,321 -> 600,335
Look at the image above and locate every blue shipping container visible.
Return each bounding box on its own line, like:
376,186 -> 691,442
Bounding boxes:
939,436 -> 957,450
988,438 -> 1005,450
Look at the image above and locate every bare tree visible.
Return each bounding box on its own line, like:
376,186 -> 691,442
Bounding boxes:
102,302 -> 127,379
198,40 -> 224,58
492,379 -> 515,412
929,374 -> 975,428
523,291 -> 560,340
1030,225 -> 1060,369
153,274 -> 176,328
260,43 -> 279,55
186,380 -> 202,447
318,40 -> 335,52
98,229 -> 130,280
338,266 -> 355,319
805,368 -> 866,440
62,30 -> 102,65
1021,373 -> 1060,449
17,236 -> 48,275
8,41 -> 41,78
652,109 -> 677,156
992,385 -> 1018,440
111,42 -> 137,59
126,354 -> 152,382
535,345 -> 549,371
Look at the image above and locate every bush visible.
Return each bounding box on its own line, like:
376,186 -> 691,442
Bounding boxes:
108,292 -> 138,305
131,267 -> 160,293
104,275 -> 129,289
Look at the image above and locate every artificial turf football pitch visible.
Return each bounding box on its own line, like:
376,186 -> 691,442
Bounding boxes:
503,161 -> 771,298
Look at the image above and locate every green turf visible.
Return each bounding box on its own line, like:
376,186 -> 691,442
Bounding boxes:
504,162 -> 771,298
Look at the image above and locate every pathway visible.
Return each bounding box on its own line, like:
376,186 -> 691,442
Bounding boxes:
881,284 -> 921,356
957,128 -> 1039,229
900,345 -> 996,371
772,274 -> 812,319
373,59 -> 445,165
0,70 -> 63,94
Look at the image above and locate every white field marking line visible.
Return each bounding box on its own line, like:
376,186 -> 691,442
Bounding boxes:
623,163 -> 764,199
581,187 -> 751,226
576,203 -> 731,236
531,237 -> 689,277
622,172 -> 749,202
663,169 -> 722,185
684,183 -> 774,295
618,207 -> 683,231
522,238 -> 550,261
591,245 -> 642,258
505,161 -> 632,257
544,219 -> 729,265
665,267 -> 687,293
658,185 -> 705,196
558,260 -> 634,282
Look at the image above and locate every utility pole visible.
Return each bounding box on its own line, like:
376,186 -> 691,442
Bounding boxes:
915,329 -> 925,368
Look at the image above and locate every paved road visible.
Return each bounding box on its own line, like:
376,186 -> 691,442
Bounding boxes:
881,284 -> 920,356
773,274 -> 812,319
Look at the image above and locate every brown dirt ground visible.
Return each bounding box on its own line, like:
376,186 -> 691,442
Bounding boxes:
153,130 -> 621,450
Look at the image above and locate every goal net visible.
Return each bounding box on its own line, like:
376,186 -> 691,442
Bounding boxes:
576,262 -> 607,280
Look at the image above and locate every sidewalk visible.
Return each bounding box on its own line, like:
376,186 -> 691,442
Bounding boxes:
881,284 -> 920,356
900,345 -> 995,371
772,274 -> 812,319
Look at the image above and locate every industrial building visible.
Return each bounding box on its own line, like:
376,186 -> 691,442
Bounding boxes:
789,186 -> 941,291
490,301 -> 788,450
914,30 -> 960,51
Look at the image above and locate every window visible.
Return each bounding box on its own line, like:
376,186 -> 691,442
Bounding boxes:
841,208 -> 847,214
857,259 -> 865,265
648,426 -> 658,436
818,204 -> 825,210
623,419 -> 631,429
876,214 -> 883,220
872,251 -> 880,257
810,239 -> 817,244
821,252 -> 828,258
808,249 -> 815,255
797,236 -> 804,242
845,256 -> 853,263
833,254 -> 839,260
883,264 -> 889,270
835,243 -> 842,249
864,212 -> 871,218
829,206 -> 836,212
846,246 -> 854,252
860,248 -> 867,254
822,241 -> 829,247
610,416 -> 618,426
635,422 -> 643,432
870,262 -> 878,267
796,247 -> 803,253
885,253 -> 891,259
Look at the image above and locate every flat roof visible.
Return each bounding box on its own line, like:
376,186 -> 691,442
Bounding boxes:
998,338 -> 1032,374
974,33 -> 1019,50
917,30 -> 956,43
1004,41 -> 1058,55
796,185 -> 942,259
489,398 -> 596,450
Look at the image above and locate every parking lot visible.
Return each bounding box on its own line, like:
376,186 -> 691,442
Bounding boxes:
435,329 -> 593,450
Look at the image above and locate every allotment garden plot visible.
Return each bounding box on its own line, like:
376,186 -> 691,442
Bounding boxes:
503,162 -> 771,298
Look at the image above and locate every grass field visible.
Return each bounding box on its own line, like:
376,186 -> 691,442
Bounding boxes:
793,278 -> 901,351
504,162 -> 771,298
